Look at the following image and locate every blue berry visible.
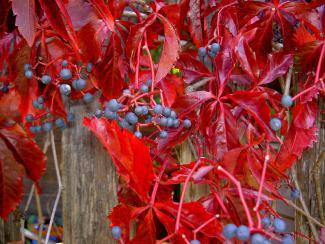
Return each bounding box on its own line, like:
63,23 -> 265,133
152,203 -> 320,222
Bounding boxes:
145,116 -> 153,123
146,79 -> 152,86
95,109 -> 102,118
1,85 -> 9,93
42,122 -> 53,132
25,70 -> 33,79
273,218 -> 286,233
41,75 -> 52,84
261,217 -> 270,227
281,95 -> 293,108
61,60 -> 69,67
183,119 -> 191,128
60,68 -> 72,80
24,64 -> 31,71
25,114 -> 34,122
104,109 -> 118,120
159,117 -> 168,126
107,99 -> 120,112
167,118 -> 174,127
173,119 -> 180,128
270,118 -> 282,131
198,47 -> 206,57
159,130 -> 168,138
222,223 -> 237,239
210,42 -> 220,52
37,96 -> 44,104
72,78 -> 87,90
111,226 -> 122,240
123,89 -> 131,95
55,118 -> 65,128
119,119 -> 131,129
263,240 -> 271,244
29,126 -> 37,133
35,125 -> 42,133
236,225 -> 250,241
32,100 -> 39,108
134,131 -> 142,138
208,50 -> 216,57
282,234 -> 294,244
67,112 -> 75,122
125,112 -> 138,124
142,106 -> 149,115
135,106 -> 143,116
83,92 -> 93,103
86,63 -> 93,73
154,104 -> 163,114
162,107 -> 171,117
170,110 -> 177,119
290,188 -> 300,200
251,234 -> 265,244
140,84 -> 149,93
59,84 -> 71,96
190,240 -> 200,244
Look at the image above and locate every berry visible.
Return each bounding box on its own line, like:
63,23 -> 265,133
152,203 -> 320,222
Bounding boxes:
37,96 -> 44,104
282,234 -> 294,244
159,117 -> 168,126
208,50 -> 216,57
119,119 -> 131,129
73,78 -> 87,90
263,240 -> 271,244
135,106 -> 143,116
167,118 -> 174,127
154,104 -> 163,114
183,119 -> 191,128
67,112 -> 75,122
134,131 -> 142,138
140,84 -> 149,93
123,89 -> 131,95
142,106 -> 149,115
95,109 -> 102,118
24,64 -> 31,71
1,85 -> 9,93
61,60 -> 68,67
111,226 -> 122,240
251,234 -> 265,244
25,70 -> 33,79
290,188 -> 300,200
59,84 -> 71,96
170,110 -> 177,119
29,126 -> 36,133
107,99 -> 120,112
42,122 -> 53,132
236,225 -> 250,241
25,114 -> 34,122
162,107 -> 171,117
145,116 -> 153,123
35,125 -> 42,133
173,119 -> 180,127
32,100 -> 39,108
125,112 -> 138,124
273,218 -> 286,233
261,217 -> 270,227
104,109 -> 118,120
210,42 -> 220,52
222,223 -> 237,239
83,92 -> 93,103
60,68 -> 72,80
281,95 -> 293,108
86,63 -> 93,73
198,47 -> 206,57
270,118 -> 282,131
55,118 -> 65,128
146,79 -> 152,86
159,130 -> 168,138
41,75 -> 52,84
190,240 -> 200,244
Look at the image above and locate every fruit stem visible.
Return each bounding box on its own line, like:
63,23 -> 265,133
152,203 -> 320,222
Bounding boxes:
156,233 -> 175,244
315,42 -> 325,84
135,41 -> 142,89
149,160 -> 168,205
193,214 -> 219,239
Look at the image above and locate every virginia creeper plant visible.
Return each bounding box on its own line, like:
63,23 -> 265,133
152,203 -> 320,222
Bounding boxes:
0,0 -> 324,243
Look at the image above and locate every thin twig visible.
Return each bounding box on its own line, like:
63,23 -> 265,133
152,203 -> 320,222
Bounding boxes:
35,190 -> 44,243
284,66 -> 293,96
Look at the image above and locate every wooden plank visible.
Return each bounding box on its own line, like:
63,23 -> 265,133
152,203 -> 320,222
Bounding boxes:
0,209 -> 21,244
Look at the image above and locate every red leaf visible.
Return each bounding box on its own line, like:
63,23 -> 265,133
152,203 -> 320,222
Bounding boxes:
11,0 -> 37,47
187,0 -> 204,47
89,0 -> 115,32
155,14 -> 180,83
130,209 -> 156,244
259,52 -> 293,85
84,118 -> 154,202
0,89 -> 21,123
0,125 -> 46,184
293,101 -> 318,129
157,74 -> 184,107
0,138 -> 24,219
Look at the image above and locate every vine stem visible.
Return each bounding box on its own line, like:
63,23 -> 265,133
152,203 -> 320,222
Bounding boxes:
175,159 -> 202,232
149,160 -> 168,205
135,41 -> 142,89
217,166 -> 254,228
284,66 -> 293,95
314,42 -> 325,84
156,233 -> 175,244
216,2 -> 237,38
193,214 -> 219,239
254,143 -> 270,211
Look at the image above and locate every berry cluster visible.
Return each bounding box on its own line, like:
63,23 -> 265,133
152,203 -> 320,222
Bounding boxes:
93,79 -> 192,139
222,218 -> 294,244
269,94 -> 294,132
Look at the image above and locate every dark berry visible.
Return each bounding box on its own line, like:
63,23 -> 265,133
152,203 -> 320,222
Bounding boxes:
107,99 -> 120,112
210,42 -> 220,52
25,114 -> 34,122
134,131 -> 142,138
198,47 -> 206,57
162,107 -> 171,117
251,234 -> 265,244
24,64 -> 31,71
159,130 -> 168,138
146,79 -> 152,86
281,95 -> 293,108
55,118 -> 65,128
72,78 -> 87,90
42,122 -> 53,132
35,125 -> 42,133
170,110 -> 177,119
140,84 -> 149,93
32,100 -> 39,108
142,106 -> 149,115
183,119 -> 191,128
154,104 -> 163,114
145,116 -> 153,123
282,234 -> 294,244
83,92 -> 93,103
236,225 -> 250,241
59,84 -> 71,96
60,68 -> 72,80
167,118 -> 174,127
270,118 -> 282,131
95,109 -> 102,118
67,112 -> 75,122
159,117 -> 168,126
29,126 -> 37,133
273,218 -> 286,233
263,240 -> 271,244
261,217 -> 270,227
111,226 -> 122,240
86,63 -> 93,73
104,109 -> 118,120
25,70 -> 33,79
125,112 -> 138,124
173,119 -> 180,128
135,106 -> 143,116
222,223 -> 237,239
1,85 -> 9,93
41,75 -> 52,84
290,188 -> 300,200
190,240 -> 200,244
208,50 -> 216,57
61,60 -> 69,67
37,96 -> 44,104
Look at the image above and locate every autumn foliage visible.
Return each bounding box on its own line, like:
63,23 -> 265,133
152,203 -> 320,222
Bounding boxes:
0,0 -> 324,243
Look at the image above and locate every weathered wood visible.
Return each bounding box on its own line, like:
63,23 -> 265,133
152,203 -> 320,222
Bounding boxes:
62,101 -> 118,244
0,209 -> 21,244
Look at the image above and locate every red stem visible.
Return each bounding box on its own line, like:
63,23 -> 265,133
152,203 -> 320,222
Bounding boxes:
156,233 -> 175,244
135,41 -> 142,89
149,160 -> 168,205
314,42 -> 325,84
143,33 -> 156,106
193,214 -> 219,239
